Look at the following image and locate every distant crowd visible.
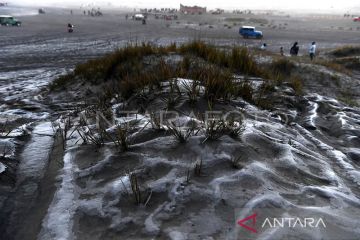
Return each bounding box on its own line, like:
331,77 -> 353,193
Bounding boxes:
81,9 -> 103,17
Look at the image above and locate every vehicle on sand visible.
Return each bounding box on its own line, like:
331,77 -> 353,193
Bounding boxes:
134,14 -> 145,20
0,15 -> 21,26
239,26 -> 263,39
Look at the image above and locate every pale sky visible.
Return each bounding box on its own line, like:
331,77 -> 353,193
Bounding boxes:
7,0 -> 360,12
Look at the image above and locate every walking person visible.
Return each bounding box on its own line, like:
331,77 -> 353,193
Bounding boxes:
309,42 -> 316,61
290,42 -> 299,56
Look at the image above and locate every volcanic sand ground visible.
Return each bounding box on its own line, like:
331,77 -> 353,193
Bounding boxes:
1,8 -> 360,240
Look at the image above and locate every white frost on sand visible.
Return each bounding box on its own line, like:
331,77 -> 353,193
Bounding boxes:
0,138 -> 16,159
0,162 -> 6,174
144,202 -> 167,235
109,175 -> 130,195
77,148 -> 112,178
39,150 -> 78,240
17,122 -> 54,182
168,230 -> 188,240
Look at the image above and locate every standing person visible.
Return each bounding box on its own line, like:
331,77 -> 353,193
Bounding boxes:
290,42 -> 299,56
309,42 -> 316,61
280,46 -> 284,56
67,23 -> 74,33
260,43 -> 267,50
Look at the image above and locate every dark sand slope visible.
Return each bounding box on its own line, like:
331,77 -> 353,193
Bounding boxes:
40,74 -> 360,239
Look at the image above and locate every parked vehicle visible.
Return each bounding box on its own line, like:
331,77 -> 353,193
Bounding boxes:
239,26 -> 263,39
354,17 -> 360,22
0,15 -> 21,26
134,14 -> 145,20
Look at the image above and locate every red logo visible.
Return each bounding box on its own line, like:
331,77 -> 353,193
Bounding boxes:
237,213 -> 257,233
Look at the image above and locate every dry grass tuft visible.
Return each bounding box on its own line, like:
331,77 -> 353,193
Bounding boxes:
331,46 -> 360,58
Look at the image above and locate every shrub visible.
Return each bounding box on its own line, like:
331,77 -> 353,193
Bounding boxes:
50,41 -> 262,103
204,119 -> 226,141
166,119 -> 199,143
334,57 -> 360,71
49,73 -> 75,90
182,79 -> 201,104
179,41 -> 260,76
224,113 -> 245,139
269,58 -> 295,77
229,47 -> 260,75
201,68 -> 235,102
289,76 -> 303,95
235,80 -> 254,102
331,46 -> 360,57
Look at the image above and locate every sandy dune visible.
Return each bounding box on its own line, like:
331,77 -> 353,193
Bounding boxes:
1,8 -> 360,240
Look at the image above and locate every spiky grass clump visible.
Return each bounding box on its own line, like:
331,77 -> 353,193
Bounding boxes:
203,116 -> 227,142
229,47 -> 260,75
289,75 -> 303,96
0,121 -> 11,137
269,58 -> 296,77
200,67 -> 235,102
179,41 -> 261,76
255,81 -> 276,110
75,43 -> 156,84
225,115 -> 245,139
49,73 -> 75,90
334,57 -> 360,71
235,80 -> 254,103
181,79 -> 201,105
130,173 -> 142,205
112,124 -> 132,151
166,120 -> 199,143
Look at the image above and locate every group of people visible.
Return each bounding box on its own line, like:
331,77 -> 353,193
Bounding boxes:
82,9 -> 103,17
289,41 -> 317,60
261,41 -> 317,61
